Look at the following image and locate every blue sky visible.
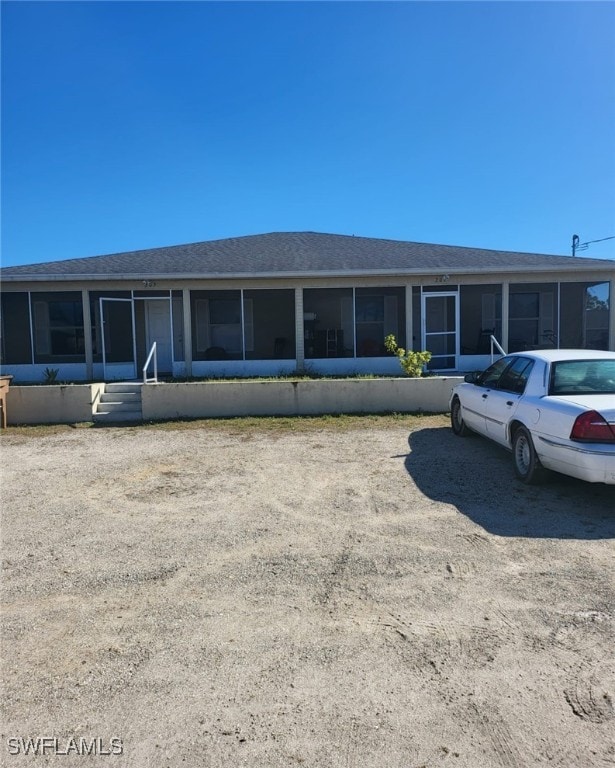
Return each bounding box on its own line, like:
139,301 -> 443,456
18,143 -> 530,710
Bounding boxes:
2,0 -> 614,266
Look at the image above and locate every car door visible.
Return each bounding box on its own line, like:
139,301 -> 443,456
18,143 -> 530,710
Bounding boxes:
484,356 -> 535,446
461,357 -> 512,436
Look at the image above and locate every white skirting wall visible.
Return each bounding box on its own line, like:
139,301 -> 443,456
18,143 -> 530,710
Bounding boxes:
5,377 -> 462,424
141,376 -> 461,420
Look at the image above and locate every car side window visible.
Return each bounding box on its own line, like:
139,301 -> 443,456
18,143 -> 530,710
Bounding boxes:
478,357 -> 513,387
496,357 -> 534,394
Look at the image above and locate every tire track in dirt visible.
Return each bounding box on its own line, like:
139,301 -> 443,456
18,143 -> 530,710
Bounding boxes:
564,660 -> 615,724
467,700 -> 526,768
379,611 -> 512,674
456,531 -> 492,549
445,560 -> 478,578
551,609 -> 614,654
313,532 -> 356,608
342,717 -> 360,768
4,421 -> 615,767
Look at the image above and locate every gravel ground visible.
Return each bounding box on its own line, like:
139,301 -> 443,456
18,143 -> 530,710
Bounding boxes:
1,414 -> 614,768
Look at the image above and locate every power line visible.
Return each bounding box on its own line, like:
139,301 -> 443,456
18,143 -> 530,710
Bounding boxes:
571,234 -> 615,257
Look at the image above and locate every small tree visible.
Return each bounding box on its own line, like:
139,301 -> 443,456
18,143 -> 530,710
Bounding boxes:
384,335 -> 431,377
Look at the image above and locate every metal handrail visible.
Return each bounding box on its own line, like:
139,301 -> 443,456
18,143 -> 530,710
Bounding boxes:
490,335 -> 506,362
143,342 -> 158,384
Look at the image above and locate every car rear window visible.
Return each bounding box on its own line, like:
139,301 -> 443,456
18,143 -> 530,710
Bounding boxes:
550,359 -> 615,395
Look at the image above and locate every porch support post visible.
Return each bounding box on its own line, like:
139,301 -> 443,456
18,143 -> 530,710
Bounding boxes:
609,279 -> 615,351
405,284 -> 413,351
82,289 -> 93,380
295,287 -> 304,372
501,281 -> 510,353
182,289 -> 193,377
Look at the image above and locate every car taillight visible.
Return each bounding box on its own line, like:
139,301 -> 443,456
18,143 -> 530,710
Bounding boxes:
570,410 -> 615,442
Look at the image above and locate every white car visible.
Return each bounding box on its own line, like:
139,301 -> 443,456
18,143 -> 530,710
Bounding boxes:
450,349 -> 615,484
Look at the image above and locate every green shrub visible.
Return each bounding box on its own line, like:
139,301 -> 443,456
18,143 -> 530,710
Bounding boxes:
384,335 -> 432,377
43,367 -> 59,384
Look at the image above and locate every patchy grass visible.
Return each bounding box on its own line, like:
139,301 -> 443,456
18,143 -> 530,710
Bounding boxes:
0,421 -> 97,438
138,412 -> 447,436
1,412 -> 449,439
166,372 -> 385,383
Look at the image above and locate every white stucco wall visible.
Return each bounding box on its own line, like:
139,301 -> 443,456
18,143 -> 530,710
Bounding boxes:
4,377 -> 461,425
141,377 -> 462,420
6,384 -> 99,425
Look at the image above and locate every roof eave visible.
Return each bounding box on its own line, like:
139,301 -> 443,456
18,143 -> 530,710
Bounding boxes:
1,263 -> 613,283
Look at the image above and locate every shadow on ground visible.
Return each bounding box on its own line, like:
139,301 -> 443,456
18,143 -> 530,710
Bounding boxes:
403,427 -> 615,540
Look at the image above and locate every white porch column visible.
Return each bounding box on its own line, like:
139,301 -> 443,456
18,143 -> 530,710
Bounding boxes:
182,289 -> 193,377
609,280 -> 615,351
295,287 -> 304,371
405,284 -> 413,350
82,289 -> 93,380
501,281 -> 510,353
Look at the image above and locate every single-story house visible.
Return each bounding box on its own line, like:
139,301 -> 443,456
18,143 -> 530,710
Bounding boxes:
1,231 -> 613,382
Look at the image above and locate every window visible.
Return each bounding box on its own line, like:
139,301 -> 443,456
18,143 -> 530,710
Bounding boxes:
0,292 -> 32,364
209,299 -> 242,352
478,356 -> 512,387
496,357 -> 534,394
509,284 -> 557,352
460,285 -> 502,354
191,290 -> 253,361
509,292 -> 540,350
550,359 -> 615,395
510,293 -> 539,319
303,288 -> 353,358
355,288 -> 405,357
559,282 -> 610,350
303,287 -> 405,359
243,290 -> 295,360
32,292 -> 85,362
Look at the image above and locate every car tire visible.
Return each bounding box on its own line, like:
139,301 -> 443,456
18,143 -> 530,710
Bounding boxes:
451,396 -> 471,437
512,426 -> 546,484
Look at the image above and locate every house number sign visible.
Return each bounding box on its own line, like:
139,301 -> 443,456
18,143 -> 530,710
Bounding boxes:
142,280 -> 157,288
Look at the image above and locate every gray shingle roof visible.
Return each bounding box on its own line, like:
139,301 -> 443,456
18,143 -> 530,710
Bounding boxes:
2,231 -> 613,279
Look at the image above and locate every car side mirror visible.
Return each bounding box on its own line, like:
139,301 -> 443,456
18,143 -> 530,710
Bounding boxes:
464,371 -> 480,384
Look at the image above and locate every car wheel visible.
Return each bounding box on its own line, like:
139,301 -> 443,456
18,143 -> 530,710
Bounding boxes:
512,426 -> 546,484
451,396 -> 471,436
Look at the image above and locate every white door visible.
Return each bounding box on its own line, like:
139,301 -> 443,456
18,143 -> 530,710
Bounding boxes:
145,300 -> 173,372
422,293 -> 458,370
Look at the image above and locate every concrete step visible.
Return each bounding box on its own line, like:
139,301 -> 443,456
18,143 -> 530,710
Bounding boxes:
93,382 -> 143,423
100,392 -> 141,404
97,401 -> 142,413
93,410 -> 143,423
105,382 -> 143,394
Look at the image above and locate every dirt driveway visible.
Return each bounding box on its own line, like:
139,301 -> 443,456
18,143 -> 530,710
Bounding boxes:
1,415 -> 614,767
